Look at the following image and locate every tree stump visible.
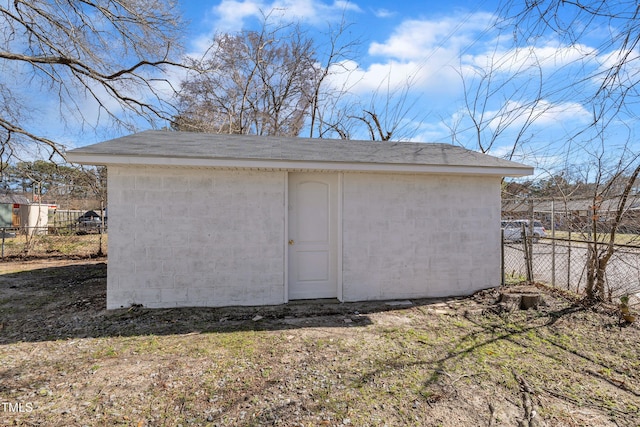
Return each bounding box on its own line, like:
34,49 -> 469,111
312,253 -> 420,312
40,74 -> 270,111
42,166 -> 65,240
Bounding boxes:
520,294 -> 542,310
500,293 -> 543,311
500,293 -> 523,311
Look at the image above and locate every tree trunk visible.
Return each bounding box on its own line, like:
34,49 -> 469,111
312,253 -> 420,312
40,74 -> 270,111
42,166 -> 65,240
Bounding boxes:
585,163 -> 640,303
585,244 -> 597,300
595,259 -> 607,302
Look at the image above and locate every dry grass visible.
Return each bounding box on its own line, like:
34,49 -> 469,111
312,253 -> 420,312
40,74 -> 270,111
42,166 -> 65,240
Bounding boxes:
0,233 -> 107,259
1,260 -> 639,426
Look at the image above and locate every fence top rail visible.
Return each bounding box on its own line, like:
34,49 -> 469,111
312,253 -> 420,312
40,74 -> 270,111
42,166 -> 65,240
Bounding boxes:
522,235 -> 640,250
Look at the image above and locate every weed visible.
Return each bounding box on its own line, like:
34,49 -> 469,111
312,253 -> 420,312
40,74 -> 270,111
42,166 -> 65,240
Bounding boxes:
92,346 -> 118,359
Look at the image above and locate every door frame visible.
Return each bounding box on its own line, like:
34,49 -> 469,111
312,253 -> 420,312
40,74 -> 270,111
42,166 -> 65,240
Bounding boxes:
284,171 -> 343,302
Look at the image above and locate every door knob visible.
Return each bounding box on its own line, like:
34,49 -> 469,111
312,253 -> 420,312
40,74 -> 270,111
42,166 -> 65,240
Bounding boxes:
289,239 -> 294,245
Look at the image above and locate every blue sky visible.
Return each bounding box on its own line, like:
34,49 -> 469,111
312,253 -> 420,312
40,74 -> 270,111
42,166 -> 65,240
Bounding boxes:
45,0 -> 639,180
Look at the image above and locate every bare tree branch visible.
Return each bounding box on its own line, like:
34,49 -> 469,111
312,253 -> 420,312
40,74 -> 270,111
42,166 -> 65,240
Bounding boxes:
0,0 -> 185,167
174,13 -> 317,137
499,0 -> 640,302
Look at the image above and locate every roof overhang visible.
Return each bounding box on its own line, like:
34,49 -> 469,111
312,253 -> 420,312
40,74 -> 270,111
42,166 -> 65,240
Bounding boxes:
67,153 -> 534,177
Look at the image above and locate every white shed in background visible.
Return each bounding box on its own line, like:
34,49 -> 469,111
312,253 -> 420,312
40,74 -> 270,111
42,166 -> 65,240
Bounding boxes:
68,130 -> 533,309
0,193 -> 48,233
19,204 -> 49,235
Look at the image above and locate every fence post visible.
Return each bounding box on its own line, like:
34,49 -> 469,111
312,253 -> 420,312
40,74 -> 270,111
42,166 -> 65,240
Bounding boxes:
522,223 -> 533,284
567,230 -> 572,291
1,227 -> 5,259
551,199 -> 556,288
501,228 -> 505,287
529,198 -> 536,284
97,200 -> 105,257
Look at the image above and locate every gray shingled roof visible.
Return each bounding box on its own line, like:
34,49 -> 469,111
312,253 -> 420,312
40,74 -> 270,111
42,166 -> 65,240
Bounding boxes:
67,130 -> 533,175
0,193 -> 30,205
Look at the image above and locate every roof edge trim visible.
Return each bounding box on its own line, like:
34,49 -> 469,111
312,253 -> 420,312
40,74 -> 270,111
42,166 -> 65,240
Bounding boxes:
67,153 -> 534,177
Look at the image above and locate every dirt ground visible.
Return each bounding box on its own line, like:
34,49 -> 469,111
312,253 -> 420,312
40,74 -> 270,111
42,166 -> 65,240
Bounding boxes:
1,258 -> 639,426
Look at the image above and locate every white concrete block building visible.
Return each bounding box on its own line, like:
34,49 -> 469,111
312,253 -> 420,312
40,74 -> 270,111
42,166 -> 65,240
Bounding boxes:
67,130 -> 532,309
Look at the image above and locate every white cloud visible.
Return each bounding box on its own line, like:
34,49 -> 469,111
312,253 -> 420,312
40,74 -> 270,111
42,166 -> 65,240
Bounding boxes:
327,57 -> 464,98
185,0 -> 362,61
368,13 -> 496,61
436,98 -> 592,162
209,0 -> 361,33
462,42 -> 598,75
408,121 -> 456,143
354,13 -> 601,105
488,99 -> 591,130
372,8 -> 395,19
323,12 -> 499,98
592,47 -> 640,89
212,0 -> 263,32
198,4 -> 597,115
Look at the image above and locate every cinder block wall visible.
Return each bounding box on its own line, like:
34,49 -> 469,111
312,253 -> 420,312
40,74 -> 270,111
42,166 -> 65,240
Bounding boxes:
341,173 -> 501,301
106,166 -> 286,309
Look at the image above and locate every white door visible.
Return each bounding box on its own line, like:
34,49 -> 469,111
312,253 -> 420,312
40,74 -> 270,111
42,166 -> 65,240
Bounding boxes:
288,173 -> 338,299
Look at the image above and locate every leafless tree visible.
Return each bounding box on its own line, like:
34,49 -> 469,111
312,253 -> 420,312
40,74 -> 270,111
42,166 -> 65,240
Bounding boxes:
305,17 -> 361,140
567,126 -> 640,301
173,15 -> 319,137
498,0 -> 640,302
308,23 -> 423,143
176,12 -> 421,142
447,42 -> 552,159
0,0 -> 185,166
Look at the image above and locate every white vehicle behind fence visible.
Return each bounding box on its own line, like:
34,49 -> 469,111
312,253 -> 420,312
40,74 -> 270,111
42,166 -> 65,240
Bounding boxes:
501,219 -> 547,242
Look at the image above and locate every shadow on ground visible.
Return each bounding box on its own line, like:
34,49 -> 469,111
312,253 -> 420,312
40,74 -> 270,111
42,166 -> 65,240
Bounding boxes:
0,262 -> 461,344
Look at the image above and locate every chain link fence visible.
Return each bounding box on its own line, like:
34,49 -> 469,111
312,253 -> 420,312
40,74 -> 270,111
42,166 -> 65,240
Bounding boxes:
502,197 -> 640,300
